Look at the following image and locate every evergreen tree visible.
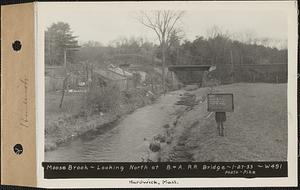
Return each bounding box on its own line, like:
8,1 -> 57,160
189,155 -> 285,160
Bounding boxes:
45,22 -> 79,66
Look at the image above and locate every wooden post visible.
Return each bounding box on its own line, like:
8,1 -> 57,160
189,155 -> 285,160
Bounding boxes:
215,112 -> 226,136
59,75 -> 70,108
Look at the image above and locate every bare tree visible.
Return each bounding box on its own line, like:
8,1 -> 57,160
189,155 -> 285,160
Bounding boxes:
205,25 -> 231,65
136,10 -> 184,93
206,25 -> 223,39
278,39 -> 288,50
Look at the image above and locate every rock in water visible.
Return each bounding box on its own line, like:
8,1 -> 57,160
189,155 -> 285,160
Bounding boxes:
149,142 -> 161,152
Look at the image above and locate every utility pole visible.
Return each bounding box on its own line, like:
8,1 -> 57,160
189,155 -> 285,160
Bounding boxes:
60,47 -> 80,109
64,48 -> 67,73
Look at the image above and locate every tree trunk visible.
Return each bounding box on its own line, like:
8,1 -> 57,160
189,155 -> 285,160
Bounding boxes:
162,41 -> 166,94
59,76 -> 68,108
230,50 -> 234,83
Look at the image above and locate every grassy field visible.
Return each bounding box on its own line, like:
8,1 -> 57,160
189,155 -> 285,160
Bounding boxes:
163,83 -> 287,161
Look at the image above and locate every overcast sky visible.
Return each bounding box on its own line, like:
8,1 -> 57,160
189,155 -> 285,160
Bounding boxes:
38,2 -> 289,46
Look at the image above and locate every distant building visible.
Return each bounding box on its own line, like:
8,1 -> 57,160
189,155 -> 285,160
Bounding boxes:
107,64 -> 133,77
93,65 -> 134,91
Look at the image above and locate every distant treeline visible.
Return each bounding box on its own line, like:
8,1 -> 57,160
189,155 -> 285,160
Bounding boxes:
167,35 -> 287,84
213,64 -> 287,84
169,36 -> 287,66
74,36 -> 289,84
45,22 -> 287,84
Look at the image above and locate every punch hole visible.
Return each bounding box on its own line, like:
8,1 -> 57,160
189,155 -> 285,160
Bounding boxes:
12,40 -> 22,51
13,144 -> 23,155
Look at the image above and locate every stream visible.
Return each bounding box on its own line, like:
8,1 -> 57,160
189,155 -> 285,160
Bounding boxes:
45,91 -> 182,162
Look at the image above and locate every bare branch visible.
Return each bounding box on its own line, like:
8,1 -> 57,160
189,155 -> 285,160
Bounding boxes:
136,10 -> 184,45
135,10 -> 185,94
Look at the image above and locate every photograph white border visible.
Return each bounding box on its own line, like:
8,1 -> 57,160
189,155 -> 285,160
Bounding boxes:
35,1 -> 298,188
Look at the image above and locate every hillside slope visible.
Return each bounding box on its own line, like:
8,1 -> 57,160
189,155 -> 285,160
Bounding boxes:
162,83 -> 287,162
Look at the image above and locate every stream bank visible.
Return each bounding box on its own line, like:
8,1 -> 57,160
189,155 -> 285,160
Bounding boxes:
45,90 -> 184,161
45,88 -> 159,152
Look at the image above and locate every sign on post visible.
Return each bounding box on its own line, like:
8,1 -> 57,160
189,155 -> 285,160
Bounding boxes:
207,93 -> 234,136
207,93 -> 234,112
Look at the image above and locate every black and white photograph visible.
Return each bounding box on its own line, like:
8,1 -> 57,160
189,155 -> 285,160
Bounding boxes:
42,2 -> 290,165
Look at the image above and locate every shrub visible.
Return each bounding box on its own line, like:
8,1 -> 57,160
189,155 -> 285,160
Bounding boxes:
87,83 -> 121,114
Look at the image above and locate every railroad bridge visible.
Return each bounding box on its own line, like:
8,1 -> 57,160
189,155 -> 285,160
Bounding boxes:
168,65 -> 213,86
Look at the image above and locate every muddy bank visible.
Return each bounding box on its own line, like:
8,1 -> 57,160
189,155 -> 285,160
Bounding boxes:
138,89 -> 205,162
150,88 -> 209,162
45,113 -> 118,151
